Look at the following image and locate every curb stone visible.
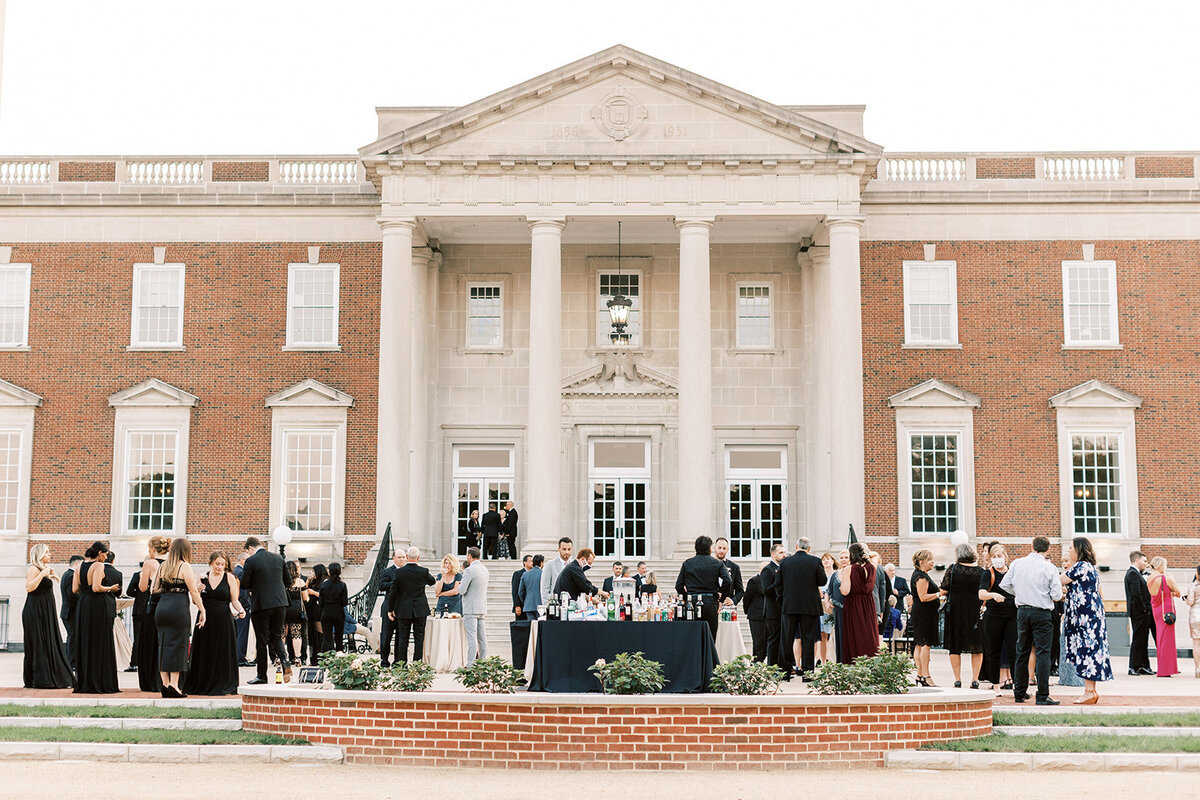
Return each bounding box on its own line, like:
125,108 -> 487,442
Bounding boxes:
887,751 -> 1200,771
0,743 -> 340,763
1001,725 -> 1200,737
0,717 -> 241,731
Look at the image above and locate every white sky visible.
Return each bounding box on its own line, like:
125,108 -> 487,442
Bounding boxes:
1,0 -> 1197,155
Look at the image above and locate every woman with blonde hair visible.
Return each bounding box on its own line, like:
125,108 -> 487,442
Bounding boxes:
136,535 -> 171,692
22,544 -> 73,689
1148,556 -> 1181,677
183,551 -> 244,696
151,538 -> 206,697
435,554 -> 463,615
1183,566 -> 1200,677
909,549 -> 944,686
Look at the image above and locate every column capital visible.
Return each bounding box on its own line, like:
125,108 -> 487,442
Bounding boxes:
824,215 -> 865,232
527,216 -> 567,231
376,215 -> 417,234
675,216 -> 715,232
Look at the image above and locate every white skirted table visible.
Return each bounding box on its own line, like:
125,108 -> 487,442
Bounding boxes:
114,598 -> 133,670
423,617 -> 468,673
714,620 -> 747,662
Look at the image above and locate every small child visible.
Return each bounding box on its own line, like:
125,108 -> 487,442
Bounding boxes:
882,594 -> 905,639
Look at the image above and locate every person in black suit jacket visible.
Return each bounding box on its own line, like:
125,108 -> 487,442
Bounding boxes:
125,566 -> 148,672
714,537 -> 745,606
775,537 -> 827,677
377,551 -> 406,667
385,547 -> 437,663
758,544 -> 785,668
466,509 -> 482,549
480,503 -> 502,560
1125,550 -> 1156,674
553,550 -> 601,601
675,536 -> 733,640
240,536 -> 291,683
60,555 -> 82,671
601,562 -> 624,594
502,501 -> 519,556
512,555 -> 532,619
743,568 -> 767,661
887,564 -> 910,609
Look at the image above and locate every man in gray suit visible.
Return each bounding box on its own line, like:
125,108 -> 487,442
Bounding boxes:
540,537 -> 573,604
459,547 -> 490,663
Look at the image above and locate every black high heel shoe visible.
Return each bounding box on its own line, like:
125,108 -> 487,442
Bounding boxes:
954,680 -> 962,688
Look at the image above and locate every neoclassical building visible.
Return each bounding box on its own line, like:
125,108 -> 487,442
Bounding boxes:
0,44 -> 1196,640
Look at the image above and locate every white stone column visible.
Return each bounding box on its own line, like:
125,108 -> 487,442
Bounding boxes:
676,218 -> 716,556
376,216 -> 416,550
826,217 -> 866,542
408,246 -> 432,553
802,248 -> 834,551
526,218 -> 566,554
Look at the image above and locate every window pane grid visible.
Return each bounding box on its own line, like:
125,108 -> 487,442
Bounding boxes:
283,430 -> 335,532
909,434 -> 959,534
133,266 -> 183,346
125,431 -> 177,533
0,268 -> 28,346
467,284 -> 502,348
598,273 -> 641,346
1066,264 -> 1115,343
1071,434 -> 1122,535
288,266 -> 338,346
0,431 -> 20,531
905,262 -> 956,343
736,284 -> 771,348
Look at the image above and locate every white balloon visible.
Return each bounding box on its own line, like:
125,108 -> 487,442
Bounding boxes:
949,529 -> 968,548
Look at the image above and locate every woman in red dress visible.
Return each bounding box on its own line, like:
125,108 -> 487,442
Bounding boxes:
838,543 -> 880,662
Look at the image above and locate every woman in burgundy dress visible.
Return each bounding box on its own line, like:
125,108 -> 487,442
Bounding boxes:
838,543 -> 880,662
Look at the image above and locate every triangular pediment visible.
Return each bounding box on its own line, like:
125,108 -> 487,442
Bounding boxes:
562,354 -> 678,398
1049,380 -> 1142,409
265,379 -> 355,408
888,379 -> 981,409
361,45 -> 880,161
108,379 -> 198,408
0,378 -> 42,407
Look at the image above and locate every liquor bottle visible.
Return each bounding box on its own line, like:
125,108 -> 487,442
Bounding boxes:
618,603 -> 626,621
274,663 -> 283,684
685,597 -> 694,621
607,594 -> 616,621
732,607 -> 738,622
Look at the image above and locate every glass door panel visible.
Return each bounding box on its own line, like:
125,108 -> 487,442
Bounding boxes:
758,482 -> 785,558
592,482 -> 618,557
621,481 -> 648,559
454,481 -> 480,556
726,482 -> 754,558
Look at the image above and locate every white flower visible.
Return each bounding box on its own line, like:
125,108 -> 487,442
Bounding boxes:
351,658 -> 363,670
595,658 -> 606,668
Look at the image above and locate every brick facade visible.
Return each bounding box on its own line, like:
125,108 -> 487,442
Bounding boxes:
56,161 -> 116,182
1134,156 -> 1195,179
211,161 -> 270,182
975,157 -> 1036,179
241,689 -> 992,769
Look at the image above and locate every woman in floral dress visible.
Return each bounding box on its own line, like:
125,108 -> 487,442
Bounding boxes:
1061,537 -> 1113,705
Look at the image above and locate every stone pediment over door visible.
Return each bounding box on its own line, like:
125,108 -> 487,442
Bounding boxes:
361,45 -> 880,162
561,352 -> 678,420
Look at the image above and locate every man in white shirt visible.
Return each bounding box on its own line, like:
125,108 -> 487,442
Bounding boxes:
1000,536 -> 1064,705
540,537 -> 573,604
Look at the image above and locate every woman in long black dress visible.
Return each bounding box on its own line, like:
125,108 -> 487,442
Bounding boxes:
136,535 -> 171,693
22,544 -> 73,689
909,549 -> 944,687
152,537 -> 206,698
319,562 -> 348,653
73,541 -> 121,693
303,564 -> 327,665
184,551 -> 244,696
979,543 -> 1018,693
283,560 -> 307,664
940,543 -> 986,688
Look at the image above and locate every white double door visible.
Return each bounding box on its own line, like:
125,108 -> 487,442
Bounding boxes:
725,480 -> 787,559
590,479 -> 649,559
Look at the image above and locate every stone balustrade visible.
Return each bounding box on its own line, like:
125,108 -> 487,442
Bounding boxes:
874,152 -> 1197,184
0,156 -> 367,188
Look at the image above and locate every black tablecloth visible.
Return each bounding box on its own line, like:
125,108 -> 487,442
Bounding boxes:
510,620 -> 532,670
528,620 -> 717,693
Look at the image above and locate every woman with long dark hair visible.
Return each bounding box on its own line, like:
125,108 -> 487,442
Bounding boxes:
284,560 -> 307,663
1061,537 -> 1114,704
837,543 -> 879,662
183,551 -> 244,696
319,562 -> 348,653
303,563 -> 327,665
941,543 -> 985,688
73,541 -> 121,693
151,538 -> 206,697
22,544 -> 73,689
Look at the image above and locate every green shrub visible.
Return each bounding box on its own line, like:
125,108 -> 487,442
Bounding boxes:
710,655 -> 785,695
317,651 -> 384,691
807,652 -> 913,695
379,660 -> 436,692
454,656 -> 526,694
588,651 -> 665,695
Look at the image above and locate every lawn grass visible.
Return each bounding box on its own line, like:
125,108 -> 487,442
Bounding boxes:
0,704 -> 240,720
922,732 -> 1200,753
994,711 -> 1200,728
0,727 -> 300,746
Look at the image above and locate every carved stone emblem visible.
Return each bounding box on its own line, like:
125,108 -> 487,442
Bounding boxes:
591,88 -> 647,141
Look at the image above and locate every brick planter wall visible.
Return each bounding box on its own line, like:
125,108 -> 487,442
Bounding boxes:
241,687 -> 992,769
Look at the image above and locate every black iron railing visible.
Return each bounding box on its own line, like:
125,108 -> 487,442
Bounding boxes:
347,523 -> 392,627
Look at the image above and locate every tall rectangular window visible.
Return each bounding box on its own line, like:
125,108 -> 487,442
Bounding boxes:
283,429 -> 335,532
1071,433 -> 1122,534
287,264 -> 339,348
736,283 -> 772,348
466,283 -> 503,348
124,430 -> 178,533
131,264 -> 185,348
1063,260 -> 1119,346
909,433 -> 959,533
0,431 -> 21,532
903,261 -> 958,345
597,272 -> 641,347
0,265 -> 30,348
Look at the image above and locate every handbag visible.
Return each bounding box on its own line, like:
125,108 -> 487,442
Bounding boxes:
1159,577 -> 1177,625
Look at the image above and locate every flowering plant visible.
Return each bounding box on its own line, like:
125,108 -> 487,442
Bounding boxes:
379,660 -> 436,692
454,656 -> 525,694
588,651 -> 665,695
318,651 -> 384,691
709,655 -> 785,695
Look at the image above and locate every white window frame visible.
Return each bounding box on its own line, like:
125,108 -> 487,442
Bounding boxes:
1061,259 -> 1120,348
266,380 -> 353,541
120,428 -> 182,535
108,379 -> 197,539
129,263 -> 186,350
902,260 -> 959,347
595,265 -> 645,349
465,281 -> 504,351
285,262 -> 340,350
0,264 -> 31,349
0,379 -> 41,537
734,281 -> 774,350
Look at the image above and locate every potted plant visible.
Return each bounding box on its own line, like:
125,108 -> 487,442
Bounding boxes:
709,655 -> 785,695
454,656 -> 525,693
588,652 -> 665,695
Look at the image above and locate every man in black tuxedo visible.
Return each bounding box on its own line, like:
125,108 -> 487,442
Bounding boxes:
480,503 -> 502,559
714,537 -> 745,606
601,561 -> 624,594
743,566 -> 767,661
1125,550 -> 1156,675
633,561 -> 649,597
501,500 -> 519,556
240,536 -> 291,684
125,565 -> 148,672
377,551 -> 406,667
675,536 -> 733,640
775,537 -> 827,678
386,546 -> 437,663
757,543 -> 785,667
553,548 -> 602,601
887,563 -> 910,609
512,555 -> 532,620
60,554 -> 82,671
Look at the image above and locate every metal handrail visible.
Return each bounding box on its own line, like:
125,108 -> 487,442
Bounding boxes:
347,523 -> 392,627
